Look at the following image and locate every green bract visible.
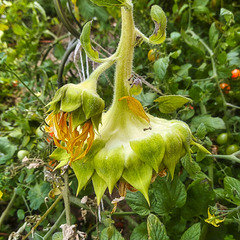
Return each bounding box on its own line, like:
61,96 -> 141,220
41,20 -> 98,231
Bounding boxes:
47,80 -> 105,130
72,105 -> 193,204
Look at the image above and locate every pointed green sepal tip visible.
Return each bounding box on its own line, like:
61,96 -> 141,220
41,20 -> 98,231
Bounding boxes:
92,172 -> 107,205
122,158 -> 152,205
130,133 -> 165,173
72,159 -> 94,196
162,131 -> 183,179
94,146 -> 125,194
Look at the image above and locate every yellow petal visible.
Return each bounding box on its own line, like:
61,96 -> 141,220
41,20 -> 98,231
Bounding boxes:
205,208 -> 224,227
119,96 -> 150,123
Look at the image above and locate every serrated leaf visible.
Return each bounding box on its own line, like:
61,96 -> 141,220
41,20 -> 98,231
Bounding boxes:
180,223 -> 201,240
147,214 -> 169,240
196,122 -> 207,139
224,177 -> 240,205
150,177 -> 187,215
153,57 -> 169,81
126,191 -> 150,216
130,222 -> 148,240
149,5 -> 167,44
80,21 -> 100,62
191,115 -> 226,132
90,0 -> 125,7
181,155 -> 201,178
209,22 -> 219,49
154,95 -> 191,113
27,182 -> 50,210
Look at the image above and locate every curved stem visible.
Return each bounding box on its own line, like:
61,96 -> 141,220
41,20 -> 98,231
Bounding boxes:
22,195 -> 63,240
112,6 -> 136,106
0,189 -> 17,229
57,40 -> 78,88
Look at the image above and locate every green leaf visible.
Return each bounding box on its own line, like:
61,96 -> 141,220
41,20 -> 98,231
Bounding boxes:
17,209 -> 25,220
192,0 -> 209,8
125,191 -> 150,216
181,30 -> 205,56
80,21 -> 100,62
130,222 -> 148,240
154,95 -> 191,113
191,115 -> 226,132
27,182 -> 50,210
224,176 -> 240,205
209,22 -> 219,49
100,227 -> 124,240
196,123 -> 207,139
147,214 -> 169,240
0,137 -> 17,164
153,57 -> 169,81
90,0 -> 125,7
52,232 -> 63,240
149,5 -> 167,44
181,155 -> 201,179
220,8 -> 234,24
180,223 -> 201,240
150,176 -> 187,215
12,24 -> 25,35
181,178 -> 215,219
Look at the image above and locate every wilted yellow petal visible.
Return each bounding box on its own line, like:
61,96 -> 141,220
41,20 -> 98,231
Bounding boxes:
205,208 -> 224,227
0,190 -> 3,200
119,96 -> 150,123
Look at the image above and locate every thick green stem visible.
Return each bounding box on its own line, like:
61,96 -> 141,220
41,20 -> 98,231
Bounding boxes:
63,173 -> 71,226
112,6 -> 136,106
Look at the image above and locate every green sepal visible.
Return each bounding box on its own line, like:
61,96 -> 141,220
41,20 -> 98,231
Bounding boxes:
72,159 -> 94,195
191,141 -> 211,154
54,159 -> 69,170
72,107 -> 87,130
122,157 -> 152,205
60,84 -> 82,112
80,21 -> 100,62
162,131 -> 183,179
90,0 -> 126,7
170,120 -> 192,154
50,147 -> 70,162
47,87 -> 65,112
94,146 -> 125,194
130,133 -> 165,173
92,172 -> 107,205
91,113 -> 102,132
82,91 -> 105,119
149,5 -> 167,45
